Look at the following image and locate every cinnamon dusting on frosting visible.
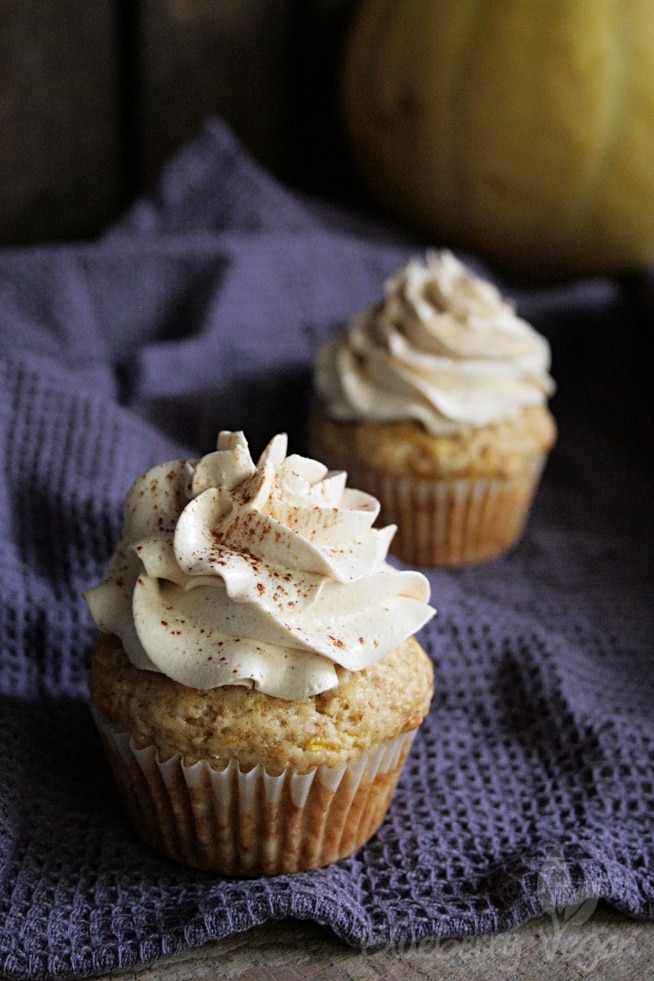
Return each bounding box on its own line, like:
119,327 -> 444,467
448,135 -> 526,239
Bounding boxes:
84,431 -> 435,698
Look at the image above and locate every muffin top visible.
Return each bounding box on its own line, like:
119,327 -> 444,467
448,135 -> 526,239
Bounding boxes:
90,633 -> 434,774
84,431 -> 435,699
310,403 -> 557,480
314,250 -> 555,437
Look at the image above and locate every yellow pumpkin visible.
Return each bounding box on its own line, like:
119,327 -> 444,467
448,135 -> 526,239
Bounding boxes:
338,0 -> 654,279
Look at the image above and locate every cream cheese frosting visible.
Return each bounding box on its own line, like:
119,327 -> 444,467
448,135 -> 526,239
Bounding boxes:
314,250 -> 555,435
84,431 -> 435,699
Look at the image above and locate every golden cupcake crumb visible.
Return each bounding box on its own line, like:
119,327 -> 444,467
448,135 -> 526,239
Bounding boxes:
309,403 -> 556,481
89,633 -> 434,775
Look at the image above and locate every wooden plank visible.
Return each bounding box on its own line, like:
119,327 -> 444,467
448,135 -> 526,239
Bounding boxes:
0,0 -> 122,244
135,0 -> 298,188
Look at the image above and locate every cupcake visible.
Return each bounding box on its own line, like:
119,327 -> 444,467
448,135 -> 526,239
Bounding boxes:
84,430 -> 435,876
310,250 -> 556,567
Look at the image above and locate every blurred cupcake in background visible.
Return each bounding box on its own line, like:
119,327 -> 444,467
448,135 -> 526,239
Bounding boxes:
310,250 -> 556,567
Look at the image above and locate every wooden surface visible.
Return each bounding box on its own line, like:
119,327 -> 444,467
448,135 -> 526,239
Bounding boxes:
0,0 -> 334,244
0,0 -> 122,244
134,0 -> 299,188
91,905 -> 653,981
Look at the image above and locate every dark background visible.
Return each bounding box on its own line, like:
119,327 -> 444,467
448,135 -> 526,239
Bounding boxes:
0,0 -> 361,246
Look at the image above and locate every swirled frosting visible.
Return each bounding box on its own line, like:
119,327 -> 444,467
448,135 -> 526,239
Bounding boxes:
84,431 -> 435,698
314,250 -> 555,435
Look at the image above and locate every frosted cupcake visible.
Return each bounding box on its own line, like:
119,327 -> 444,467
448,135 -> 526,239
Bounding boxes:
310,250 -> 556,567
84,431 -> 435,876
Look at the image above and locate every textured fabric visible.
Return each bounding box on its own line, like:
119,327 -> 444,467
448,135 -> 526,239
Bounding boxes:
0,119 -> 652,981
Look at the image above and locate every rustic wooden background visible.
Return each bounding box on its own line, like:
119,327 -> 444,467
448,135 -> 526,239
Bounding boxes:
0,0 -> 354,245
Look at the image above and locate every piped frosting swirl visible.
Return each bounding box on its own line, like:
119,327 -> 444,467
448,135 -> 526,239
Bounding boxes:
84,431 -> 435,698
315,250 -> 555,435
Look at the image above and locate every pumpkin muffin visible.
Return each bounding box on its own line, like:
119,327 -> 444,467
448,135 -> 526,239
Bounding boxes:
84,430 -> 435,876
310,250 -> 556,567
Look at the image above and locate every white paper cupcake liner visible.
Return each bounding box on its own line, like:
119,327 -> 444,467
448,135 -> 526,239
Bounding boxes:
92,707 -> 416,876
338,456 -> 547,567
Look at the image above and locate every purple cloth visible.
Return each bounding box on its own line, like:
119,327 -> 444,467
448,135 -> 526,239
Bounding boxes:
0,119 -> 652,980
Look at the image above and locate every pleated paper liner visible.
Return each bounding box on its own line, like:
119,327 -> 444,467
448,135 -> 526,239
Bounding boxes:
334,457 -> 546,567
93,708 -> 417,876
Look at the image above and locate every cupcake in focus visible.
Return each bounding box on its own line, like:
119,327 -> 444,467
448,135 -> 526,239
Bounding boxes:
84,431 -> 435,876
310,250 -> 556,567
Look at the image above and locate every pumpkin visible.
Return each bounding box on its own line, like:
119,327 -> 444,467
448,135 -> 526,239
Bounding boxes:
338,0 -> 654,280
